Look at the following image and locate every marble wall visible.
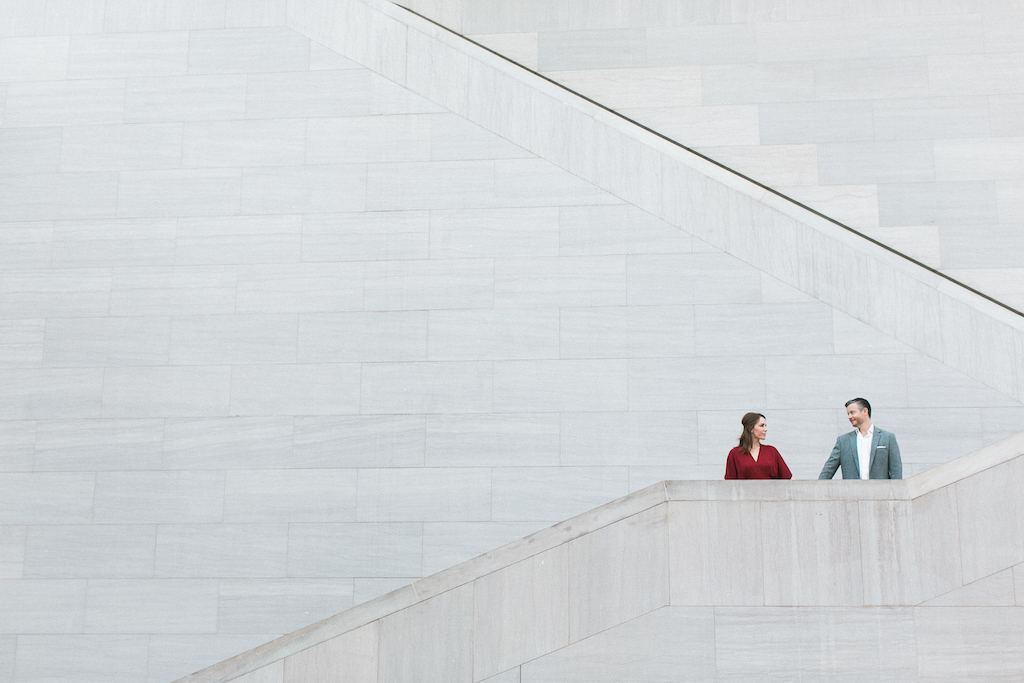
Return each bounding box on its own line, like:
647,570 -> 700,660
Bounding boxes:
402,0 -> 1024,310
1,0 -> 1023,681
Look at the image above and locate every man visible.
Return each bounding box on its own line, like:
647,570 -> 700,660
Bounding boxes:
818,398 -> 902,480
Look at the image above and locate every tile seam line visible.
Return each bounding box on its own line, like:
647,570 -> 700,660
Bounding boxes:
390,2 -> 1024,321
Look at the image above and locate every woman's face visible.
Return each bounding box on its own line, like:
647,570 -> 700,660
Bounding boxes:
752,417 -> 767,441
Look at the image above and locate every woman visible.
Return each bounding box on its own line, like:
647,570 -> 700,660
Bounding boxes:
724,412 -> 792,480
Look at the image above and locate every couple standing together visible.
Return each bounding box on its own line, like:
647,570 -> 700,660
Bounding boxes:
724,398 -> 903,480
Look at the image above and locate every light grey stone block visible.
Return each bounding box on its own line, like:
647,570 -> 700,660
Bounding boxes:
935,137 -> 1024,182
428,309 -> 559,361
425,413 -> 559,467
695,302 -> 834,356
760,101 -> 874,144
956,457 -> 1024,584
2,79 -> 124,127
0,36 -> 68,81
481,667 -> 520,683
170,314 -> 297,365
628,356 -> 766,411
301,210 -> 429,262
379,585 -> 473,683
0,526 -> 25,578
561,411 -> 697,466
68,32 -> 188,79
124,74 -> 247,123
236,262 -> 363,314
819,140 -> 935,185
154,524 -> 289,578
765,355 -> 908,410
537,28 -> 645,70
50,217 -> 177,267
0,268 -> 112,319
814,57 -> 930,100
0,127 -> 62,174
219,578 -> 354,634
1016,564 -> 1024,605
306,114 -> 431,165
905,355 -> 1017,408
429,207 -> 559,259
84,578 -> 218,634
183,119 -> 306,168
283,623 -> 376,683
543,66 -> 702,109
369,72 -> 446,116
916,606 -> 1024,681
832,310 -> 914,355
162,417 -> 293,470
421,521 -> 549,575
0,421 -> 35,472
13,635 -> 148,683
43,317 -> 169,368
292,415 -> 425,468
922,568 -> 1015,606
102,366 -> 232,418
559,305 -> 695,359
715,606 -> 919,680
493,359 -> 627,412
117,168 -> 241,218
474,545 -> 569,680
0,635 -> 13,681
762,501 -> 864,605
0,579 -> 85,634
224,469 -> 356,523
0,172 -> 118,222
298,311 -> 427,363
225,0 -> 287,27
430,113 -> 528,161
187,27 -> 309,74
366,160 -> 494,211
0,319 -> 44,367
523,606 -> 716,682
874,96 -> 990,140
23,525 -> 155,579
912,479 -> 963,602
353,577 -> 415,605
990,94 -> 1024,137
669,500 -> 763,605
229,363 -> 360,416
92,470 -> 224,524
360,361 -> 493,414
149,634 -> 280,683
161,0 -> 228,30
494,256 -> 626,308
702,62 -> 815,105
0,472 -> 94,524
33,418 -> 163,471
0,368 -> 104,420
938,223 -> 1024,269
859,500 -> 917,605
646,24 -> 757,65
287,523 -> 422,577
245,69 -> 371,119
559,203 -> 691,256
981,407 -> 1024,444
929,52 -> 1024,97
494,158 -> 618,208
491,466 -> 628,522
0,223 -> 52,271
627,252 -> 762,305
357,467 -> 491,522
241,165 -> 366,214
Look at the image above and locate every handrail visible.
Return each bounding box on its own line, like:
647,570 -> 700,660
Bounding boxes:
394,2 -> 1024,321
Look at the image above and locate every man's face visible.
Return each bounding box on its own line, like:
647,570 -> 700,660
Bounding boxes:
846,405 -> 869,429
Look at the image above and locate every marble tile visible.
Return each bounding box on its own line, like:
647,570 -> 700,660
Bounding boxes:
404,29 -> 470,115
0,526 -> 25,578
421,521 -> 549,575
124,74 -> 247,123
187,27 -> 309,74
162,416 -> 293,469
522,607 -> 716,683
762,501 -> 864,605
219,578 -> 353,634
466,62 -> 534,154
494,158 -> 617,208
428,308 -> 559,361
990,94 -> 1024,137
287,523 -> 422,577
647,24 -> 757,65
236,262 -> 363,313
559,305 -> 694,359
916,606 -> 1024,681
0,472 -> 95,524
481,668 -> 520,683
154,524 -> 289,578
117,168 -> 241,218
628,356 -> 766,412
905,354 -> 1017,408
49,217 -> 176,267
0,579 -> 86,633
760,101 -> 874,144
474,545 -> 569,680
626,252 -> 762,305
102,366 -> 232,418
765,354 -> 908,410
669,500 -> 763,605
306,114 -> 431,165
0,222 -> 52,271
245,69 -> 371,119
229,363 -> 360,416
0,267 -> 113,319
922,568 -> 1016,606
291,415 -> 425,468
425,413 -> 559,467
366,160 -> 494,211
360,361 -> 492,414
43,0 -> 105,34
0,421 -> 35,472
859,500 -> 918,605
0,33 -> 69,80
0,368 -> 104,420
357,467 -> 491,522
353,577 -> 415,605
43,317 -> 170,368
364,258 -> 493,310
0,319 -> 44,367
472,31 -> 539,69
544,66 -> 702,109
379,585 -> 473,683
92,470 -> 224,524
493,359 -> 627,412
491,466 -> 628,522
0,634 -> 13,681
298,311 -> 426,363
84,578 -> 218,633
161,0 -> 228,29
693,143 -> 819,186
175,214 -> 301,265
819,140 -> 935,185
0,1 -> 44,37
182,119 -> 306,168
929,52 -> 1024,97
695,302 -> 833,356
225,0 -> 287,27
283,622 -> 376,683
494,255 -> 627,307
814,57 -> 930,100
68,32 -> 188,79
169,314 -> 296,365
429,207 -> 560,258
1016,563 -> 1024,605
873,96 -> 990,141
13,635 -> 148,683
980,407 -> 1024,444
148,634 -> 280,683
938,223 -> 1024,270
0,172 -> 118,222
3,79 -> 125,127
537,28 -> 646,70
561,411 -> 697,466
224,469 -> 356,523
241,165 -> 366,215
559,203 -> 691,256
369,72 -> 446,116
33,418 -> 164,471
0,127 -> 62,174
956,457 -> 1024,584
301,210 -> 429,262
23,525 -> 155,579
430,113 -> 529,161
715,606 -> 918,680
702,62 -> 814,105
776,183 -> 880,229
910,485 -> 962,601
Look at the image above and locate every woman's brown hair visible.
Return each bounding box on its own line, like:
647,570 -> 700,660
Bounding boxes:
738,412 -> 765,454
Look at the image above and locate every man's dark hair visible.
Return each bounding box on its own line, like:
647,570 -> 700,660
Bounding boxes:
845,397 -> 871,417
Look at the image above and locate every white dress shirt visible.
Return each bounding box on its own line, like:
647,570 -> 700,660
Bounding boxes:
856,425 -> 874,479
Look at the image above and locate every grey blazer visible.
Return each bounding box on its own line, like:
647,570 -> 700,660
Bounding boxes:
818,428 -> 902,480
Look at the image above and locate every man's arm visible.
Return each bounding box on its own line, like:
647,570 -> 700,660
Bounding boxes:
887,433 -> 902,479
819,438 -> 842,479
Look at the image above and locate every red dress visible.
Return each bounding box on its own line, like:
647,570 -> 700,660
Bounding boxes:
724,444 -> 792,480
